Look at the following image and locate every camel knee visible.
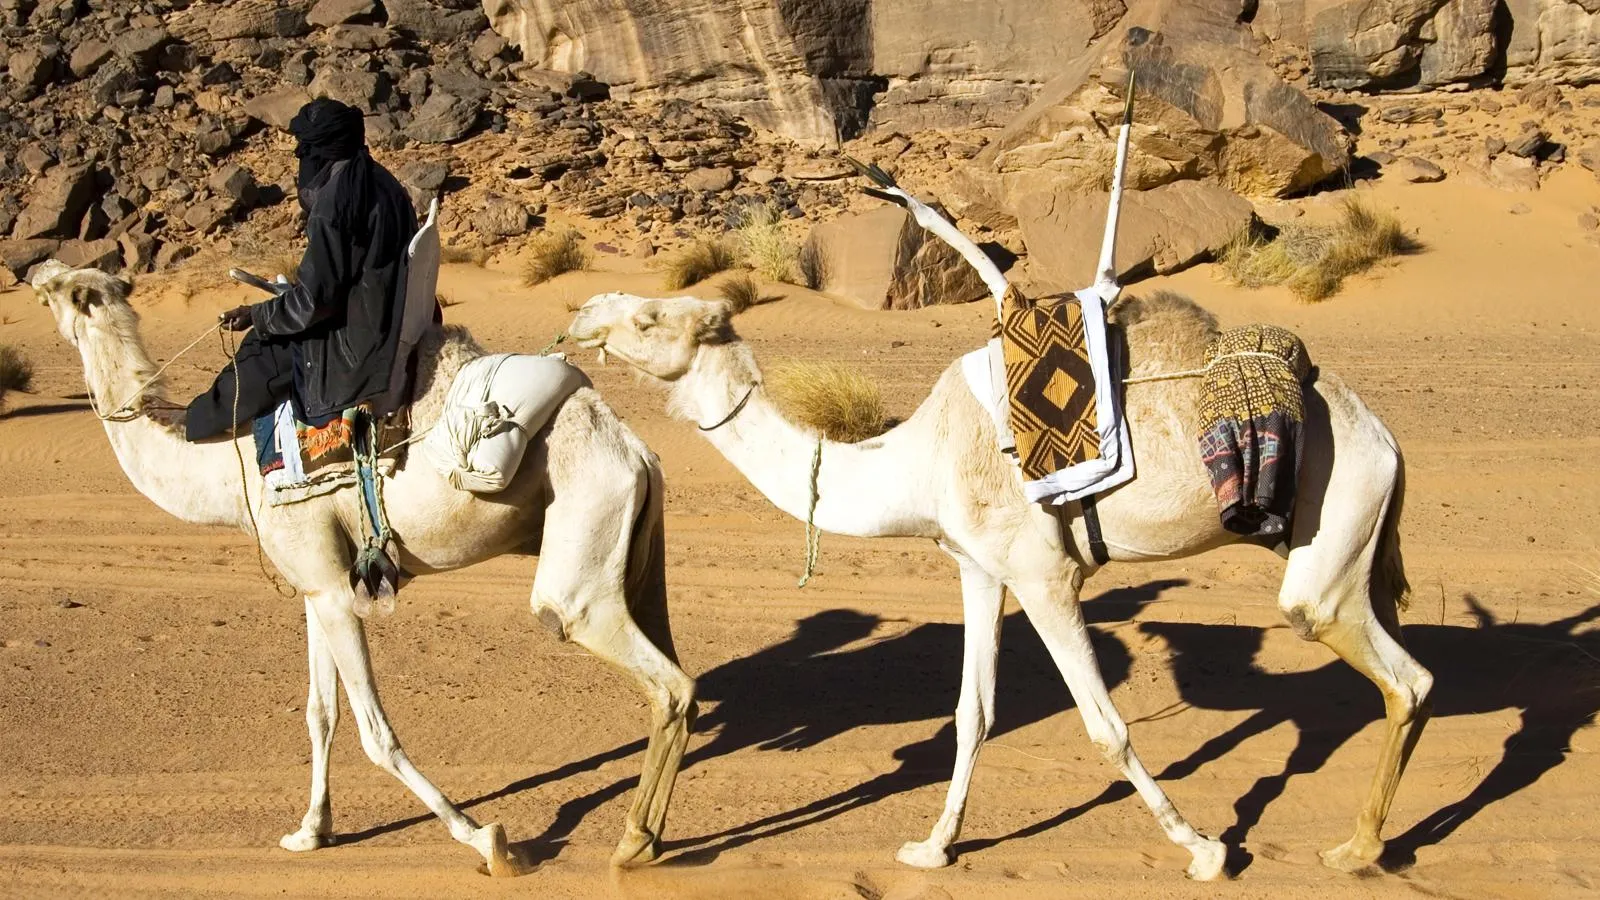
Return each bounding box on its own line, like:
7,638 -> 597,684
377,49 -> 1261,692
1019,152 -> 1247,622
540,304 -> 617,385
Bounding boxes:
1279,597 -> 1334,641
1388,662 -> 1434,723
352,717 -> 403,772
1085,714 -> 1131,768
955,693 -> 995,739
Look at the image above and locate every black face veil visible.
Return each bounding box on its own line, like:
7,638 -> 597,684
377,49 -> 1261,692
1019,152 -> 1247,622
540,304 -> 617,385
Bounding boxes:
287,98 -> 374,224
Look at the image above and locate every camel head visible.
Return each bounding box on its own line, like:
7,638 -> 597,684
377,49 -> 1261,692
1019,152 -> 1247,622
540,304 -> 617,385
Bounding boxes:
569,291 -> 735,381
31,261 -> 136,347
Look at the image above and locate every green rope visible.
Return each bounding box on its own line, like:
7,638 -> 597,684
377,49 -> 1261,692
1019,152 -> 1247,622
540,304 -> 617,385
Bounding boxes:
538,332 -> 568,356
797,438 -> 822,588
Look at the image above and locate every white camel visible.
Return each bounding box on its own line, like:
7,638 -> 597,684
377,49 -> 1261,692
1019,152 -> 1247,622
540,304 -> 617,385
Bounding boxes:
567,214 -> 1433,877
32,261 -> 696,874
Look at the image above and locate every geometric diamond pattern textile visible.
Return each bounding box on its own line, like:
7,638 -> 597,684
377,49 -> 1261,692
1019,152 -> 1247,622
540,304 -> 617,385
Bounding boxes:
997,285 -> 1102,481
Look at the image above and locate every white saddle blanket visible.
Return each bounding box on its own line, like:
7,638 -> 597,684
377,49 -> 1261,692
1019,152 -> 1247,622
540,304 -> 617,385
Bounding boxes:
422,353 -> 590,493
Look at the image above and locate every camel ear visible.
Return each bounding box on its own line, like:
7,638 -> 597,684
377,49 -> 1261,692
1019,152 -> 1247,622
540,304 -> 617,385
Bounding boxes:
69,283 -> 103,312
694,302 -> 734,345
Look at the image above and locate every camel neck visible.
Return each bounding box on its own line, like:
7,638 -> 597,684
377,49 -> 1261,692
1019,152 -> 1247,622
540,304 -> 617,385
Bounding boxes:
670,342 -> 938,539
77,316 -> 250,529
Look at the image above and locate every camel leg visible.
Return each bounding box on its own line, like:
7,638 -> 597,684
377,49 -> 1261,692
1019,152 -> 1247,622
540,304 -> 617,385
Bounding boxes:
280,597 -> 339,852
897,553 -> 1004,869
1313,614 -> 1432,871
1010,579 -> 1227,881
531,481 -> 695,867
306,589 -> 520,876
1279,388 -> 1433,871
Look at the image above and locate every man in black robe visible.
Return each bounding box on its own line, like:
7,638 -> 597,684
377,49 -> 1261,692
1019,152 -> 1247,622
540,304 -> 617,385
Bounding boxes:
174,98 -> 419,441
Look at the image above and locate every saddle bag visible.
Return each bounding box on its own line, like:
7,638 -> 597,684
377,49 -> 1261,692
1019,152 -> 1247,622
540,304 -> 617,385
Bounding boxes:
422,353 -> 590,493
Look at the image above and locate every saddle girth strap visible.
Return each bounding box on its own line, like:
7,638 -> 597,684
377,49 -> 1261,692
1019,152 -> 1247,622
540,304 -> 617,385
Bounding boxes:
1080,493 -> 1111,566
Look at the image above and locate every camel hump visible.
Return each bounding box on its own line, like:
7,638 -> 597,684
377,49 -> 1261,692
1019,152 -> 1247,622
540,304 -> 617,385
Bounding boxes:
1110,290 -> 1220,336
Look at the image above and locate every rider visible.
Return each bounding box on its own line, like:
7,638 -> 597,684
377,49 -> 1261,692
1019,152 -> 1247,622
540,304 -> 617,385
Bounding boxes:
169,98 -> 421,441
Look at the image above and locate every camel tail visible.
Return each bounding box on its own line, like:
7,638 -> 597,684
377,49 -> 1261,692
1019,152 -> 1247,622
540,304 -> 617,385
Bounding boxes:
1374,447 -> 1412,616
624,448 -> 679,662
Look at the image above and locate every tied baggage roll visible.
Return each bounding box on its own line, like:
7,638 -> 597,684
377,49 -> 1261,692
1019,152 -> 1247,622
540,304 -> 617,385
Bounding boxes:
423,353 -> 591,493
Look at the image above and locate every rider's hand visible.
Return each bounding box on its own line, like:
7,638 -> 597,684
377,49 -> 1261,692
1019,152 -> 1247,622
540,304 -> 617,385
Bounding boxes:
219,305 -> 253,332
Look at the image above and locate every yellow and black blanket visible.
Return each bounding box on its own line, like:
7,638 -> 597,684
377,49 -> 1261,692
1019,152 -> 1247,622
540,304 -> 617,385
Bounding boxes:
996,286 -> 1103,480
1198,325 -> 1314,540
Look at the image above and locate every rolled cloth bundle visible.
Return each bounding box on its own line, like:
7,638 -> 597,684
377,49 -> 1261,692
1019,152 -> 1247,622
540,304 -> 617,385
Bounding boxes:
1197,324 -> 1314,539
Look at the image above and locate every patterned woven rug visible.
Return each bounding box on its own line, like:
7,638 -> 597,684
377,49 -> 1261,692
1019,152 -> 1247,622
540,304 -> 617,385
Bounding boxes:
1198,324 -> 1313,539
997,286 -> 1104,481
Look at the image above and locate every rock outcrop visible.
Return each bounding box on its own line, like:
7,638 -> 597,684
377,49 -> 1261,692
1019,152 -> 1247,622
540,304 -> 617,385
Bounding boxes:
803,201 -> 990,309
1258,0 -> 1600,90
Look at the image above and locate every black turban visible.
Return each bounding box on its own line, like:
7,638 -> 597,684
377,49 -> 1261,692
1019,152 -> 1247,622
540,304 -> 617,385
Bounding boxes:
288,98 -> 374,225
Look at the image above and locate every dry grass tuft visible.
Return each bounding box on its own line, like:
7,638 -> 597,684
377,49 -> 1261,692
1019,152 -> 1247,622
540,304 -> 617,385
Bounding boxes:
234,242 -> 301,284
521,229 -> 589,286
1221,197 -> 1421,302
734,203 -> 798,283
797,238 -> 827,290
0,344 -> 35,412
767,361 -> 887,443
441,245 -> 491,267
717,274 -> 764,314
663,237 -> 737,290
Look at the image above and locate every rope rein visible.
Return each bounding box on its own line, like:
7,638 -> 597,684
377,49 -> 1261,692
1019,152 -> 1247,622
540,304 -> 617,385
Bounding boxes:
1121,350 -> 1296,386
84,321 -> 224,421
221,328 -> 298,599
797,437 -> 822,588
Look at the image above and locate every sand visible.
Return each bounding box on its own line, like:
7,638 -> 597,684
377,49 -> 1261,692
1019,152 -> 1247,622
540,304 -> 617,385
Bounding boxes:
1,174 -> 1598,900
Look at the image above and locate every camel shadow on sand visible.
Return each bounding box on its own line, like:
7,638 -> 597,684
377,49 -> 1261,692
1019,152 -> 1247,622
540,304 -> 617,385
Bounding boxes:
1124,595 -> 1600,873
338,580 -> 1178,867
346,587 -> 1600,876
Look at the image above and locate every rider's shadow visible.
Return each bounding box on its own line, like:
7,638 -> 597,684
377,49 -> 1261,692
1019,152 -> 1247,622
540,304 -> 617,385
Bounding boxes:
1123,596 -> 1600,871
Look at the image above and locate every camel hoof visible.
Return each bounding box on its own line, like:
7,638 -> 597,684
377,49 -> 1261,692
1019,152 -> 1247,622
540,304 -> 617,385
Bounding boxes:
895,840 -> 952,869
1320,837 -> 1383,874
279,828 -> 331,852
1185,838 -> 1228,881
611,825 -> 660,868
468,823 -> 521,877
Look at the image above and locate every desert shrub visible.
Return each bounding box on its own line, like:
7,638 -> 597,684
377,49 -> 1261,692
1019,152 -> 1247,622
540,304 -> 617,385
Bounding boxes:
521,229 -> 589,286
1220,198 -> 1421,302
663,238 -> 737,290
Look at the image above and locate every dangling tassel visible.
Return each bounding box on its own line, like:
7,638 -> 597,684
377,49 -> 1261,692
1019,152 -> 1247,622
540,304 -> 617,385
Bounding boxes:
351,410 -> 399,617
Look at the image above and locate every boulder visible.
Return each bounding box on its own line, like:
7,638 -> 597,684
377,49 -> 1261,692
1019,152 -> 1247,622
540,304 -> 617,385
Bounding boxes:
88,59 -> 138,108
1016,180 -> 1255,291
204,0 -> 313,40
308,66 -> 388,111
111,27 -> 170,71
69,40 -> 113,79
19,144 -> 56,175
207,164 -> 259,209
243,87 -> 313,130
386,0 -> 489,42
11,164 -> 97,241
967,0 -> 1349,210
118,230 -> 157,274
182,198 -> 234,234
8,49 -> 57,96
803,201 -> 990,310
307,0 -> 377,28
1388,156 -> 1446,183
1487,154 -> 1540,192
471,31 -> 509,65
0,239 -> 62,275
477,194 -> 532,237
54,238 -> 122,272
406,90 -> 481,143
683,166 -> 736,192
327,25 -> 397,51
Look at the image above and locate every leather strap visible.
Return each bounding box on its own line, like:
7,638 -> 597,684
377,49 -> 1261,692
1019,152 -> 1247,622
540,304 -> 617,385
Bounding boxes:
1080,493 -> 1111,566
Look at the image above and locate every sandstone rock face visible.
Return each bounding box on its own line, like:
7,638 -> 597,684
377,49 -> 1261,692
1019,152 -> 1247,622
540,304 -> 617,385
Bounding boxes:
804,202 -> 990,310
1016,180 -> 1254,292
12,165 -> 98,241
971,0 -> 1349,206
1261,0 -> 1600,89
483,0 -> 847,144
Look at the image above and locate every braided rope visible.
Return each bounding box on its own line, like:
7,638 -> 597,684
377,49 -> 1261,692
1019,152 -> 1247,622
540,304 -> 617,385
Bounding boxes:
797,438 -> 822,588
